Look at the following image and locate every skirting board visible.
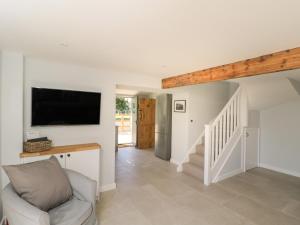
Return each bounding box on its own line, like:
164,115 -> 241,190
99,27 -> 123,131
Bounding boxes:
259,164 -> 300,178
216,168 -> 243,182
170,158 -> 183,172
170,158 -> 180,165
100,183 -> 117,192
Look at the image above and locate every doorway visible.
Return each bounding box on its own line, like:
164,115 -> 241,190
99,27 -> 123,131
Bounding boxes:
115,95 -> 156,150
244,128 -> 260,170
115,96 -> 137,147
136,97 -> 156,149
115,86 -> 159,151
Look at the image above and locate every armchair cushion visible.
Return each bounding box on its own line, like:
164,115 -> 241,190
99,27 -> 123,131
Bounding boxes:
49,196 -> 92,225
2,156 -> 72,211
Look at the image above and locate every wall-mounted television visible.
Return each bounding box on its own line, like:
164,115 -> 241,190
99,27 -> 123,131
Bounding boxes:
32,87 -> 101,126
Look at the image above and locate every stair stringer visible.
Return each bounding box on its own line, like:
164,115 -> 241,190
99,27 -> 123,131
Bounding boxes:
210,128 -> 243,183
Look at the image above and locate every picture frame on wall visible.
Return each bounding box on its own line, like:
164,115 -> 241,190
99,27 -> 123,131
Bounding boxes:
174,100 -> 186,113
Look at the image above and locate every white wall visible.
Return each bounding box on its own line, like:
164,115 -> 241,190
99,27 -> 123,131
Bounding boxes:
0,52 -> 24,219
171,82 -> 235,164
0,52 -> 24,186
0,52 -> 2,220
260,100 -> 300,177
218,139 -> 243,180
171,92 -> 189,164
248,110 -> 260,128
24,57 -> 161,190
187,82 -> 234,148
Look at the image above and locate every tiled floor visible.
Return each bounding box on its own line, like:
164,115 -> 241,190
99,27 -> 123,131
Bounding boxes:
96,147 -> 300,225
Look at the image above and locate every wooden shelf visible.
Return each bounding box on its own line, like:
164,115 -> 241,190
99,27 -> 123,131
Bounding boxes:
20,143 -> 101,158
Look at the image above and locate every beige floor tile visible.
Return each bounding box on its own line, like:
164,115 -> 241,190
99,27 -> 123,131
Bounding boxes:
282,199 -> 300,220
224,195 -> 300,225
223,195 -> 273,223
201,207 -> 251,225
199,184 -> 237,205
99,210 -> 152,225
236,171 -> 272,188
97,148 -> 300,225
219,176 -> 290,210
257,210 -> 300,225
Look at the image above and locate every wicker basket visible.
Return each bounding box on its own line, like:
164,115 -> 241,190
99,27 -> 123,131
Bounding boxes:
24,140 -> 52,153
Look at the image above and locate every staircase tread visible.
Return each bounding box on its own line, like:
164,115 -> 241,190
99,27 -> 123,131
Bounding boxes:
188,161 -> 204,169
189,154 -> 204,164
183,162 -> 204,171
187,162 -> 204,169
182,163 -> 204,180
190,152 -> 203,157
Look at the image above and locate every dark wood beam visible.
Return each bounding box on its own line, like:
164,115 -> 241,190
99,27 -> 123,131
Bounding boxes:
162,47 -> 300,89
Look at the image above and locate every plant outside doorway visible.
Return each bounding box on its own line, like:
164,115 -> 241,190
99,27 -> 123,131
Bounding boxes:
115,96 -> 137,146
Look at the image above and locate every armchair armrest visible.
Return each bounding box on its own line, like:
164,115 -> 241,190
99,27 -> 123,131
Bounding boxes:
3,184 -> 50,225
64,169 -> 97,207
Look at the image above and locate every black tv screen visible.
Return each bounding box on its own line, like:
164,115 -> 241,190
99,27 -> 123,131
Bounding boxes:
32,88 -> 101,126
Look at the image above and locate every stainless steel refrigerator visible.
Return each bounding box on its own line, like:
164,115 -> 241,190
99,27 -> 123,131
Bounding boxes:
155,94 -> 172,160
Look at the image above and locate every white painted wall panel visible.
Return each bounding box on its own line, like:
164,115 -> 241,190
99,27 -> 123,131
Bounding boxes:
0,52 -> 24,188
260,100 -> 300,177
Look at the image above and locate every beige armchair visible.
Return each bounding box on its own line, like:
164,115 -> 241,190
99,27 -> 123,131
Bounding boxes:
2,169 -> 98,225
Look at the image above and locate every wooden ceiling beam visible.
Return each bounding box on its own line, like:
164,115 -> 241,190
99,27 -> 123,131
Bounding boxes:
162,47 -> 300,89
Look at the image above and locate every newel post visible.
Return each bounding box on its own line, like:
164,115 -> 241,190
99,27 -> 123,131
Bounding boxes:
240,88 -> 248,127
204,124 -> 211,186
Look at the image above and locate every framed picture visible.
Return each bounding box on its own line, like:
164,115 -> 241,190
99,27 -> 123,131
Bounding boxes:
174,100 -> 186,113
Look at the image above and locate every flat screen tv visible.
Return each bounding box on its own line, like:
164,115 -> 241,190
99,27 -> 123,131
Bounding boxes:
32,87 -> 101,126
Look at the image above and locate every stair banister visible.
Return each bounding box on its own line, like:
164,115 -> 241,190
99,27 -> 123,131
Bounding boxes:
204,87 -> 243,185
204,124 -> 211,185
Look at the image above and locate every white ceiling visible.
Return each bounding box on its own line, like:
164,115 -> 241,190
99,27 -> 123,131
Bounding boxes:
116,84 -> 165,96
1,0 -> 300,78
232,70 -> 300,110
116,88 -> 153,96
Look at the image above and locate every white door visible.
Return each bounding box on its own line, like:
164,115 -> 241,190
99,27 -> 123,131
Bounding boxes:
22,153 -> 66,167
65,150 -> 99,189
245,128 -> 259,170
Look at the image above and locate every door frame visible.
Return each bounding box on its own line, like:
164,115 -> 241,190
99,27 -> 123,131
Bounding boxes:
116,95 -> 136,146
243,127 -> 260,172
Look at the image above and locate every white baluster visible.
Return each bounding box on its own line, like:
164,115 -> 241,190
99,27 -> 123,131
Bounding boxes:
216,121 -> 219,158
233,97 -> 236,131
222,114 -> 226,149
204,125 -> 212,185
226,106 -> 230,143
230,101 -> 234,136
211,125 -> 215,166
219,117 -> 223,153
237,93 -> 240,128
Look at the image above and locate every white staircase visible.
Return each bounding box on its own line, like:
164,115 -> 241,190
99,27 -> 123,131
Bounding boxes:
181,87 -> 248,185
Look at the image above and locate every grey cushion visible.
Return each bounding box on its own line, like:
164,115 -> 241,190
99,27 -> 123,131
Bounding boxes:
2,156 -> 73,212
49,196 -> 92,225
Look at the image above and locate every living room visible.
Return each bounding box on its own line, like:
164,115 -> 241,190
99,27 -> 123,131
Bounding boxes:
1,1 -> 300,225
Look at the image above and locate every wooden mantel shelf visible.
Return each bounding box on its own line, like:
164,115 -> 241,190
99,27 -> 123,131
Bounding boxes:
20,143 -> 101,158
